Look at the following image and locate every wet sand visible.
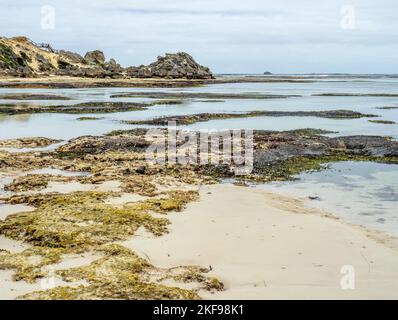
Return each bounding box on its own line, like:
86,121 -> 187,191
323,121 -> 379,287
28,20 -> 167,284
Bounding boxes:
124,184 -> 398,299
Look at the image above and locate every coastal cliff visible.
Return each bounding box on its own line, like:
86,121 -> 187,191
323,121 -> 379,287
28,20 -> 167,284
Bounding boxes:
0,36 -> 213,79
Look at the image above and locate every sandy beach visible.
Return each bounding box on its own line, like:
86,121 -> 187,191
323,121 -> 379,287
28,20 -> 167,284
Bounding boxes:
1,177 -> 398,299
124,184 -> 398,300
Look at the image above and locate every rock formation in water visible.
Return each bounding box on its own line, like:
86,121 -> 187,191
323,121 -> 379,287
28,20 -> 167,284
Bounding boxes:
0,36 -> 213,79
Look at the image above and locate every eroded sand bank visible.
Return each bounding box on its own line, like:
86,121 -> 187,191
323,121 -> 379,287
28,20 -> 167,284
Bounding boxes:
124,184 -> 398,300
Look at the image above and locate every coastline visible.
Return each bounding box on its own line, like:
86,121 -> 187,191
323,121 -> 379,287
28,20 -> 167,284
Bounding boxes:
1,173 -> 398,299
0,75 -> 397,300
126,184 -> 398,300
0,75 -> 314,89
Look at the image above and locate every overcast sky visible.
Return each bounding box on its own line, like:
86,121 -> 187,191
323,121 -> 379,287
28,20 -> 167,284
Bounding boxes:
1,0 -> 397,73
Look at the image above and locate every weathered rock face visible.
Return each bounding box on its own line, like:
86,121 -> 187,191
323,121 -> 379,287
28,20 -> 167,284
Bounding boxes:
84,50 -> 106,65
126,52 -> 213,79
0,35 -> 213,79
59,50 -> 85,64
0,41 -> 32,77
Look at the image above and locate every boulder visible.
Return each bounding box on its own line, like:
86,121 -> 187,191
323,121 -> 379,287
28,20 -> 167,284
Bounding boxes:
104,58 -> 123,73
84,50 -> 105,65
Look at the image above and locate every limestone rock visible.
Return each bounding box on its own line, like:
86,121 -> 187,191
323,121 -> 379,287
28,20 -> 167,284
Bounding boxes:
59,50 -> 85,64
84,50 -> 105,65
0,35 -> 213,80
130,52 -> 213,79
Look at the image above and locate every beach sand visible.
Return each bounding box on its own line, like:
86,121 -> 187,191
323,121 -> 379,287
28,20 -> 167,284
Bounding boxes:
123,184 -> 398,300
1,183 -> 398,299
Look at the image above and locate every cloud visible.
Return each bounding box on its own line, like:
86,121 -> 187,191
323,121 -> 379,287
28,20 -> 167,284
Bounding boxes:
0,0 -> 398,73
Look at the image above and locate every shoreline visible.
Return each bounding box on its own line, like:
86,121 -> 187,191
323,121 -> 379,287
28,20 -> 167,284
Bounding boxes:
126,184 -> 398,300
1,172 -> 398,299
0,75 -> 315,89
1,79 -> 398,299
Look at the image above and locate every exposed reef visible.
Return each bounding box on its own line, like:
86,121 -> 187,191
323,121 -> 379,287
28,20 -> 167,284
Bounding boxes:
110,91 -> 300,100
1,128 -> 397,299
0,137 -> 61,148
76,116 -> 104,121
376,106 -> 398,110
314,93 -> 398,97
124,110 -> 378,126
0,94 -> 71,100
369,120 -> 397,125
0,100 -> 182,115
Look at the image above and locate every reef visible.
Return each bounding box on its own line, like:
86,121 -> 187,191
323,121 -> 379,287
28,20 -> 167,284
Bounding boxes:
1,128 -> 397,299
0,137 -> 61,148
110,91 -> 300,99
0,100 -> 183,115
369,120 -> 397,125
124,110 -> 378,126
313,93 -> 398,97
376,106 -> 398,110
0,94 -> 71,100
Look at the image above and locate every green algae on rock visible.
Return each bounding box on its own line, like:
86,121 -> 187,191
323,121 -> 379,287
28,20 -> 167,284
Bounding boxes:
0,99 -> 187,115
0,190 -> 199,249
375,106 -> 398,110
123,110 -> 378,126
110,91 -> 300,99
0,246 -> 65,282
0,94 -> 72,100
1,128 -> 397,299
313,93 -> 398,97
17,244 -> 221,300
0,188 -> 208,299
4,174 -> 75,192
0,137 -> 62,149
76,116 -> 104,121
369,120 -> 397,125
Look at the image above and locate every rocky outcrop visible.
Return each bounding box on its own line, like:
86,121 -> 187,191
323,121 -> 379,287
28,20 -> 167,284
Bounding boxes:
126,52 -> 213,79
59,50 -> 85,64
84,50 -> 105,65
0,36 -> 213,79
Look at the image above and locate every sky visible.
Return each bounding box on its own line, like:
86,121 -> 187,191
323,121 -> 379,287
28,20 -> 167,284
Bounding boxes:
0,0 -> 397,74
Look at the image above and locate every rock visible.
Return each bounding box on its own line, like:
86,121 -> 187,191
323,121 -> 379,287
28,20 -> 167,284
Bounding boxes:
0,41 -> 31,71
103,58 -> 124,78
59,50 -> 85,64
1,35 -> 213,80
125,66 -> 139,77
84,50 -> 105,65
135,166 -> 146,174
82,67 -> 105,78
132,52 -> 213,79
36,54 -> 54,71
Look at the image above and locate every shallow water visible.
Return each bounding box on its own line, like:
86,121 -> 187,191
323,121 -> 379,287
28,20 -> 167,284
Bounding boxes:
258,161 -> 398,237
0,78 -> 397,236
1,79 -> 398,140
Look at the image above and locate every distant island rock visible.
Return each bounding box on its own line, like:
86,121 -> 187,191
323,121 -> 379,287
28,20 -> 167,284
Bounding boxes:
263,71 -> 272,75
0,36 -> 213,79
